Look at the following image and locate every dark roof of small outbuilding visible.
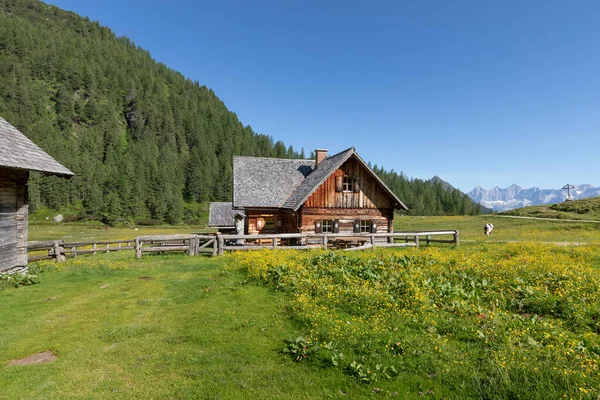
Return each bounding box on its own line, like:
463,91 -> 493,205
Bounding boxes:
208,202 -> 246,227
0,117 -> 74,176
233,156 -> 315,208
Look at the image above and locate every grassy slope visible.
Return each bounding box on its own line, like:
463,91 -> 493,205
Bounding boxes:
396,214 -> 600,243
0,254 -> 370,399
499,197 -> 600,221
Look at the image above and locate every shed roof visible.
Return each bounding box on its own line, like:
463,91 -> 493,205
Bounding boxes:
233,156 -> 315,208
208,202 -> 246,227
0,117 -> 74,176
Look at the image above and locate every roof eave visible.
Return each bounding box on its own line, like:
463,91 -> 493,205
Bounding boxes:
1,164 -> 74,178
351,152 -> 409,211
289,147 -> 356,211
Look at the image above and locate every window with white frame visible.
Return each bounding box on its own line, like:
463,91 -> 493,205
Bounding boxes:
360,220 -> 372,233
342,175 -> 353,191
322,219 -> 333,233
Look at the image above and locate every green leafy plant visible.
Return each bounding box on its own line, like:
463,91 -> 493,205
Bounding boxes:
282,337 -> 318,361
0,273 -> 40,288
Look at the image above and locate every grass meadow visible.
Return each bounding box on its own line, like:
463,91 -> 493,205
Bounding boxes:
1,216 -> 600,399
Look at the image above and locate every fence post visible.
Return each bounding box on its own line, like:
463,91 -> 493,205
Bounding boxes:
188,237 -> 196,256
426,235 -> 431,246
454,231 -> 459,248
92,243 -> 97,255
53,241 -> 65,263
272,236 -> 278,249
135,238 -> 142,258
71,246 -> 77,257
322,235 -> 328,249
218,235 -> 224,256
212,238 -> 218,257
370,235 -> 376,248
414,235 -> 420,248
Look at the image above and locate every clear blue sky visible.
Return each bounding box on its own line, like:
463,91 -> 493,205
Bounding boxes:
48,0 -> 600,192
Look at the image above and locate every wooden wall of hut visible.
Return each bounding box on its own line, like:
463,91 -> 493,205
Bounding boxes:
300,207 -> 392,234
245,209 -> 298,235
0,168 -> 28,271
303,157 -> 392,209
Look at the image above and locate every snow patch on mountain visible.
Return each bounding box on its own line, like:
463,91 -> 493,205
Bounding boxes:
467,184 -> 600,212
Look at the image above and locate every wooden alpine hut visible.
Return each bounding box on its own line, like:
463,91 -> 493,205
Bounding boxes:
0,116 -> 74,272
209,147 -> 408,236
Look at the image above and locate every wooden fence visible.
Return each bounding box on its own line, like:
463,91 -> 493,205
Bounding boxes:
134,235 -> 217,258
28,239 -> 136,262
28,230 -> 459,262
215,230 -> 459,255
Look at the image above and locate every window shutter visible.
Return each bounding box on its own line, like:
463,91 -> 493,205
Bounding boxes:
333,219 -> 340,233
353,176 -> 360,192
371,220 -> 377,233
335,176 -> 343,192
353,219 -> 361,233
315,220 -> 322,234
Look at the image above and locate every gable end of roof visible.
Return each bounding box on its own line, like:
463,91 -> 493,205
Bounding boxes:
0,117 -> 74,177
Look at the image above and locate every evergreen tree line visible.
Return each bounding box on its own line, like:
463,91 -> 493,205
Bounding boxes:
372,167 -> 485,216
0,0 -> 483,224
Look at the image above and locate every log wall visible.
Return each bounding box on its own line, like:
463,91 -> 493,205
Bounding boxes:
300,207 -> 392,234
303,157 -> 391,209
0,167 -> 28,271
245,209 -> 298,235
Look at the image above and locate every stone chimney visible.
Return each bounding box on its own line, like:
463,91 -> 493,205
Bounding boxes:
315,149 -> 328,165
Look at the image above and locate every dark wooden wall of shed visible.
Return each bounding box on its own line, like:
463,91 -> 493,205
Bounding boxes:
303,157 -> 392,209
0,167 -> 28,271
245,209 -> 298,234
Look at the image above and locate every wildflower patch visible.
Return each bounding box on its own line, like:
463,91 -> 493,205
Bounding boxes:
229,244 -> 600,398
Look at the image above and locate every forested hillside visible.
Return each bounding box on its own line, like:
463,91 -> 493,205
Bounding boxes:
0,0 -> 482,224
373,167 -> 485,216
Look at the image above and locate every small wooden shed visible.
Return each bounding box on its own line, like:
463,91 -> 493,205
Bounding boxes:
208,202 -> 246,235
0,117 -> 73,272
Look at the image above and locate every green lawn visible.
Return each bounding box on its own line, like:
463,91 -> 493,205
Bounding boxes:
28,213 -> 600,245
396,214 -> 600,243
3,215 -> 599,399
0,254 -> 371,399
27,222 -> 211,242
500,196 -> 600,221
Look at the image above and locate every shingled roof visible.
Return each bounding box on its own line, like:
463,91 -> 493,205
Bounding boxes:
0,117 -> 74,176
233,156 -> 315,208
282,147 -> 354,209
232,148 -> 408,212
208,202 -> 245,227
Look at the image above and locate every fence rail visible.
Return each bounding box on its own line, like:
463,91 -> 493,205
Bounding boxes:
27,239 -> 136,262
28,230 -> 459,262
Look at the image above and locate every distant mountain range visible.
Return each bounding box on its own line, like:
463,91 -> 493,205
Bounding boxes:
428,176 -> 493,214
467,184 -> 600,212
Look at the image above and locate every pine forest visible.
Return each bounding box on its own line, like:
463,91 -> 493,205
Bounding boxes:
0,0 -> 484,225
